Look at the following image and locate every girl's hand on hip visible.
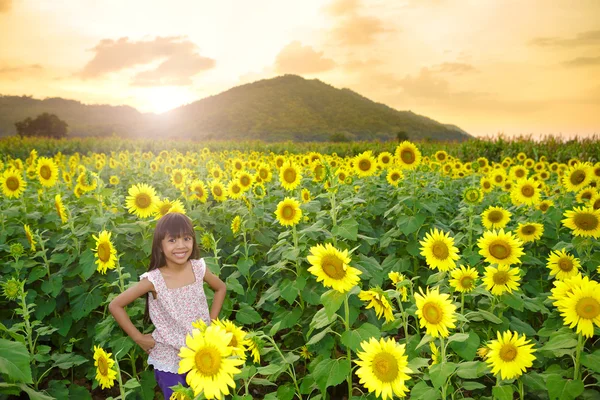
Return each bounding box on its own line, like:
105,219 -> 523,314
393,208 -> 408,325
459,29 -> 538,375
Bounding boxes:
135,334 -> 156,354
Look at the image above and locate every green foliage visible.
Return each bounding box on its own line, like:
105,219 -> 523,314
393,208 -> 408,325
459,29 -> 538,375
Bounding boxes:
15,112 -> 68,139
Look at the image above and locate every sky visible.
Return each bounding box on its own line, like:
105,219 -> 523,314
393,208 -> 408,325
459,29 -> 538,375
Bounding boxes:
1,0 -> 599,139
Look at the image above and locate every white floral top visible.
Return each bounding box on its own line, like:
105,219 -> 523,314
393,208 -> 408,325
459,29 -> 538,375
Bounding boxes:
139,259 -> 211,373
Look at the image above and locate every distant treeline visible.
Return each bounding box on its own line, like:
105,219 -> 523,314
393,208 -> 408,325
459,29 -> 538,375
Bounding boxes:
1,135 -> 599,163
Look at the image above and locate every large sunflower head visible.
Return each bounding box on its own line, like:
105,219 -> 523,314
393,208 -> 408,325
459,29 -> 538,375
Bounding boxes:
482,264 -> 521,296
359,288 -> 395,322
307,243 -> 362,293
562,206 -> 600,238
395,141 -> 422,170
510,178 -> 541,206
1,168 -> 27,199
419,228 -> 460,272
93,346 -> 117,390
36,157 -> 59,187
93,230 -> 117,274
386,168 -> 404,187
279,160 -> 302,191
546,249 -> 581,281
211,319 -> 248,359
237,171 -> 253,190
126,183 -> 159,218
555,278 -> 600,338
378,151 -> 394,167
354,337 -> 412,400
481,206 -> 511,230
516,222 -> 544,243
155,198 -> 186,220
189,180 -> 208,203
449,265 -> 479,293
274,197 -> 302,227
210,181 -> 227,202
354,151 -> 377,177
477,229 -> 524,266
537,199 -> 554,213
562,163 -> 593,192
486,331 -> 536,380
414,286 -> 457,338
178,325 -> 244,399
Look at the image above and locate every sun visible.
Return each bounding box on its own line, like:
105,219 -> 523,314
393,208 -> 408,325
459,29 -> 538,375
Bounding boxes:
145,87 -> 191,114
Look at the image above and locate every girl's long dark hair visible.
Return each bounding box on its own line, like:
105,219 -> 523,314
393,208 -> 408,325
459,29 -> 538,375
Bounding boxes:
144,213 -> 199,322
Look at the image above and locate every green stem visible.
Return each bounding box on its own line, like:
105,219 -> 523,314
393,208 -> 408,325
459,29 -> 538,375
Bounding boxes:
440,336 -> 447,400
330,190 -> 338,247
395,294 -> 409,338
574,333 -> 585,381
116,258 -> 125,293
265,336 -> 302,399
460,293 -> 465,332
129,349 -> 138,381
344,295 -> 353,398
114,356 -> 126,400
518,377 -> 524,400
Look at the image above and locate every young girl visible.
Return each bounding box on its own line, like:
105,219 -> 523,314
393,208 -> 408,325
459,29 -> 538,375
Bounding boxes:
109,212 -> 226,399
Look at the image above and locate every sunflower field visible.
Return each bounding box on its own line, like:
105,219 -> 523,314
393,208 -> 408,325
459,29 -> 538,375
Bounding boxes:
1,136 -> 600,400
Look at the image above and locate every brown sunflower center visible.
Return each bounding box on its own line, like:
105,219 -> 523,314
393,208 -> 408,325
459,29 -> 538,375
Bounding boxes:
359,159 -> 371,171
483,181 -> 491,189
515,169 -> 525,178
570,170 -> 586,185
235,162 -> 242,170
321,255 -> 346,280
6,176 -> 20,191
40,165 -> 52,180
499,343 -> 518,362
432,241 -> 449,260
593,199 -> 600,210
390,172 -> 400,181
401,149 -> 415,164
159,204 -> 172,215
521,225 -> 536,235
521,185 -> 534,198
213,186 -> 223,197
135,193 -> 151,209
97,241 -> 111,263
467,191 -> 479,201
558,257 -> 573,272
494,175 -> 503,183
539,203 -> 550,212
282,205 -> 296,220
194,347 -> 221,376
573,213 -> 599,231
575,297 -> 600,320
381,155 -> 390,164
487,210 -> 504,223
460,276 -> 474,289
240,176 -> 250,186
489,241 -> 511,260
98,356 -> 109,376
422,302 -> 443,324
174,173 -> 183,184
371,352 -> 399,383
259,169 -> 268,179
581,192 -> 592,200
283,168 -> 297,183
194,187 -> 204,197
492,271 -> 509,285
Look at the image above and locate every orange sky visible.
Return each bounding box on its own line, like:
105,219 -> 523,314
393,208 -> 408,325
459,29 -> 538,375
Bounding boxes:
1,0 -> 599,138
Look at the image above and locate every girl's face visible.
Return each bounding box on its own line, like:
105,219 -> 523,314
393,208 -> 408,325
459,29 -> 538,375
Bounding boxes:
161,232 -> 194,267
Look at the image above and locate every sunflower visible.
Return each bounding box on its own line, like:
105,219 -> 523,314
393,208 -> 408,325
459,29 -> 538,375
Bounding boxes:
1,277 -> 22,301
555,277 -> 600,337
245,332 -> 262,363
189,180 -> 208,203
210,181 -> 227,202
481,206 -> 511,230
591,194 -> 600,211
477,229 -> 524,266
93,346 -> 117,390
359,288 -> 395,322
109,175 -> 119,185
237,171 -> 253,191
482,264 -> 521,295
537,199 -> 554,213
562,163 -> 593,192
355,337 -> 412,400
546,249 -> 581,281
252,183 -> 266,199
211,319 -> 248,359
93,230 -> 117,274
231,215 -> 241,236
386,168 -> 404,186
430,342 -> 440,365
77,170 -> 98,192
576,187 -> 597,204
178,325 -> 244,399
511,178 -> 541,206
232,158 -> 244,172
125,183 -> 159,218
301,188 -> 311,203
395,141 -> 421,170
54,194 -> 68,224
419,228 -> 460,272
353,151 -> 377,178
155,198 -> 186,219
486,331 -> 536,380
279,160 -> 302,191
1,168 -> 27,198
449,265 -> 479,293
273,197 -> 302,227
311,162 -> 326,182
434,150 -> 448,163
480,177 -> 494,193
414,287 -> 456,338
22,224 -> 36,252
489,169 -> 507,186
300,345 -> 312,360
378,152 -> 393,168
336,167 -> 350,183
463,187 -> 483,204
562,206 -> 600,238
36,157 -> 59,187
307,243 -> 362,293
515,222 -> 544,243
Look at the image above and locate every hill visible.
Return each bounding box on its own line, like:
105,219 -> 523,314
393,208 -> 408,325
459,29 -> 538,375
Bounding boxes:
0,75 -> 471,141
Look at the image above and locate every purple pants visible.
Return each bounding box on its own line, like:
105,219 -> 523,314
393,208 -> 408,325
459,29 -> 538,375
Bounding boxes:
154,370 -> 188,400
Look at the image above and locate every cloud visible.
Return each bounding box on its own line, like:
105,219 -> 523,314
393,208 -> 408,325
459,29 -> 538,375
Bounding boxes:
0,64 -> 43,75
331,14 -> 391,46
0,0 -> 11,13
324,0 -> 360,17
79,36 -> 215,86
398,68 -> 451,98
562,55 -> 600,67
431,62 -> 478,74
274,41 -> 336,74
529,30 -> 600,48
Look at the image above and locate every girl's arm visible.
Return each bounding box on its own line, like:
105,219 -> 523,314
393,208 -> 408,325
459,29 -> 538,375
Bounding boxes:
204,269 -> 226,321
108,279 -> 156,353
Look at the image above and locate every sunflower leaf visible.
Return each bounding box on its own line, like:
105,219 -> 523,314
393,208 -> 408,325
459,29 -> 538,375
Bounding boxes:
340,323 -> 380,351
581,350 -> 600,373
492,385 -> 514,400
320,290 -> 345,319
0,338 -> 32,384
410,381 -> 441,400
332,218 -> 358,241
429,362 -> 456,389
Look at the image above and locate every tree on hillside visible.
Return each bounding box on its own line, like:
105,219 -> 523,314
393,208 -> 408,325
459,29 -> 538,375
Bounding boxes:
15,113 -> 68,138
